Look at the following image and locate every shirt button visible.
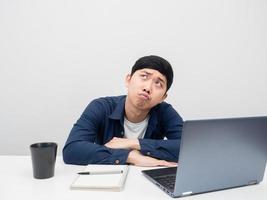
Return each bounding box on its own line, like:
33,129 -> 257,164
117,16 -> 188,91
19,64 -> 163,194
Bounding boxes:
115,159 -> 120,164
147,152 -> 151,156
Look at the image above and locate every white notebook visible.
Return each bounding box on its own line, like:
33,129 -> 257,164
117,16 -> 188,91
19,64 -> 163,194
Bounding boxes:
70,165 -> 129,191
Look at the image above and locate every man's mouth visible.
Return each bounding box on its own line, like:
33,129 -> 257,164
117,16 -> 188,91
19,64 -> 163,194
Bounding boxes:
139,93 -> 150,100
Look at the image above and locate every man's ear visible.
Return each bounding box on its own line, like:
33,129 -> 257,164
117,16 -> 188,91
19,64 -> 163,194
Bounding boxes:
125,74 -> 131,88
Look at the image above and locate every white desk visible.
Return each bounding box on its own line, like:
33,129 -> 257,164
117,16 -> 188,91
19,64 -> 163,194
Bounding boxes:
1,156 -> 266,200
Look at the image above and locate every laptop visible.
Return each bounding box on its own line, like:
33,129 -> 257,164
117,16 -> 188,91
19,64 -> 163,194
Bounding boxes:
142,116 -> 267,198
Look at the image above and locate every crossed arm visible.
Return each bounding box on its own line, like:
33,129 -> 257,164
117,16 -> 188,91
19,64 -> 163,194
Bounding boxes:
63,99 -> 183,167
105,137 -> 177,167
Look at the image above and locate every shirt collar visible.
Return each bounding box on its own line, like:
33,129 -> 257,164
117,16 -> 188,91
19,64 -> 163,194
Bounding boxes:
108,96 -> 126,121
108,95 -> 159,133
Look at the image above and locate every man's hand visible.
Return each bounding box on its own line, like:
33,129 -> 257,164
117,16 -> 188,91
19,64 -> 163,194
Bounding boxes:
104,137 -> 140,150
126,150 -> 178,167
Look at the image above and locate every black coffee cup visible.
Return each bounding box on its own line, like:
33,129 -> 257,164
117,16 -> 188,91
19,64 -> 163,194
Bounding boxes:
30,142 -> 57,179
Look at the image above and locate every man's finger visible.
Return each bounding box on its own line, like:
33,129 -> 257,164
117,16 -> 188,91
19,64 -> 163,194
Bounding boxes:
168,161 -> 178,166
157,160 -> 177,167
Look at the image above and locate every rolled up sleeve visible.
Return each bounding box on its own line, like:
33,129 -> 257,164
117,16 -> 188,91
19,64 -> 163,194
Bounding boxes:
139,104 -> 183,162
63,99 -> 130,165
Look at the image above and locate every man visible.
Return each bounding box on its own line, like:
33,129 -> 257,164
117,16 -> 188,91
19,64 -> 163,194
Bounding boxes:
63,55 -> 183,167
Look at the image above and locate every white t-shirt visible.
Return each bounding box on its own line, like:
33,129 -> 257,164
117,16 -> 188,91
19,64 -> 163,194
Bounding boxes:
123,116 -> 149,139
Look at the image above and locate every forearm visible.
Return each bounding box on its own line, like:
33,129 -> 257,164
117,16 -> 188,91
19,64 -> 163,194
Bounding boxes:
126,150 -> 177,167
139,139 -> 181,161
104,137 -> 141,150
63,141 -> 131,165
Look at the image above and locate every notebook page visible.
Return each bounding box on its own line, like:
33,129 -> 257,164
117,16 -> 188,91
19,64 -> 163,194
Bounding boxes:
71,165 -> 129,191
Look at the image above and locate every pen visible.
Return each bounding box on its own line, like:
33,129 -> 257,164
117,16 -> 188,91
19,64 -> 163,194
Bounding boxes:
78,170 -> 123,175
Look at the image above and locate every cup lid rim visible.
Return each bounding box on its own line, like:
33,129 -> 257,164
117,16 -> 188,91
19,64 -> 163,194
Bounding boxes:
30,142 -> 57,148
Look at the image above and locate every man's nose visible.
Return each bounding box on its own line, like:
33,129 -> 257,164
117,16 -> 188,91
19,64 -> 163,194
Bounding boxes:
143,81 -> 152,94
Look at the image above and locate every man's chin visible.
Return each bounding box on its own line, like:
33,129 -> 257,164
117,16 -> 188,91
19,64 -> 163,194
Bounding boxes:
135,100 -> 150,110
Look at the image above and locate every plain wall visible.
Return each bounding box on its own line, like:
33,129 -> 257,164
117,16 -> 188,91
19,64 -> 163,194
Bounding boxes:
1,0 -> 267,155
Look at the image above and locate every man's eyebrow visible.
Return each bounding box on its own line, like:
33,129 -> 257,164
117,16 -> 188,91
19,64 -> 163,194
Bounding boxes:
157,77 -> 165,83
141,70 -> 166,84
140,70 -> 152,75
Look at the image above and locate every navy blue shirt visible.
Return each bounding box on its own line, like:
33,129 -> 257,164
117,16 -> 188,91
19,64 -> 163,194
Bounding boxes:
63,95 -> 183,165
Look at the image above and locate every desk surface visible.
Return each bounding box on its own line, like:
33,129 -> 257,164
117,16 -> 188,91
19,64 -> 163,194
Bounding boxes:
1,156 -> 266,200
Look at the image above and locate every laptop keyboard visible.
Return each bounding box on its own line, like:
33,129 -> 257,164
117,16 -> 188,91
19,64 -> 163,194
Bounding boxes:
154,174 -> 176,190
143,167 -> 177,191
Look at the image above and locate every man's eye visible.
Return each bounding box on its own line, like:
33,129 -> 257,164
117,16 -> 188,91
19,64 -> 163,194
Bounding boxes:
140,74 -> 147,79
155,81 -> 163,87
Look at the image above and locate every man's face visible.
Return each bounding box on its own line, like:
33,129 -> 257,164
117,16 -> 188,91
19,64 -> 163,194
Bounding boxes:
125,68 -> 168,111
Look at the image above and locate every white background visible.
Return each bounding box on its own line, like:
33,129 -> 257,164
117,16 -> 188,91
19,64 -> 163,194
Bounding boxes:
0,0 -> 266,155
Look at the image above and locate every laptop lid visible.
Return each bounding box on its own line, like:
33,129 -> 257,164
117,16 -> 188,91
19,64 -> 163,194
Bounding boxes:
143,116 -> 267,198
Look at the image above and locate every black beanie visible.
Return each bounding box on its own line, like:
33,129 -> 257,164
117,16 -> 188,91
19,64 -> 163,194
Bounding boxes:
131,55 -> 173,91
